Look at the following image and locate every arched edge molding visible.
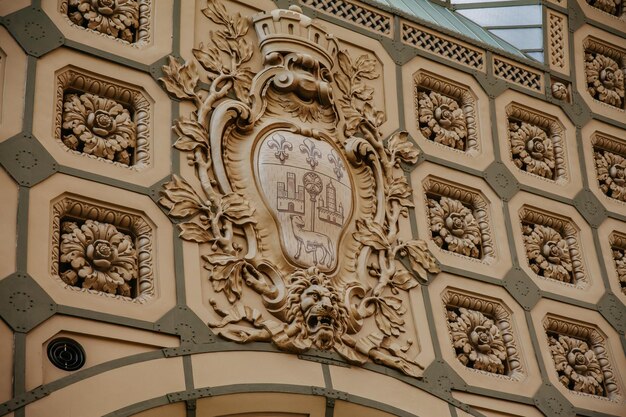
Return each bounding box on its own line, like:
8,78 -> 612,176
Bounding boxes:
104,383 -> 445,417
10,348 -> 464,417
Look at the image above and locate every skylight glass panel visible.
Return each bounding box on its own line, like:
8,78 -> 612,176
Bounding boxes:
457,5 -> 542,26
489,28 -> 544,50
452,0 -> 520,3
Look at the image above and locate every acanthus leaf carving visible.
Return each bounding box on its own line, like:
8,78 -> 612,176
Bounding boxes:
60,219 -> 138,296
417,90 -> 467,150
509,121 -> 556,180
585,0 -> 623,17
62,92 -> 137,165
614,246 -> 626,294
523,224 -> 573,283
158,1 -> 439,377
549,334 -> 605,396
52,196 -> 155,302
66,0 -> 140,43
585,49 -> 625,109
448,307 -> 507,374
443,290 -> 524,380
544,316 -> 621,399
610,232 -> 626,295
595,149 -> 626,202
519,207 -> 587,287
428,196 -> 482,259
387,131 -> 420,166
506,103 -> 567,183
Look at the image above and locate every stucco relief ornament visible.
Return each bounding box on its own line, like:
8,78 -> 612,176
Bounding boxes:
612,247 -> 626,294
67,0 -> 139,42
158,1 -> 439,377
417,91 -> 467,150
59,220 -> 138,296
428,196 -> 481,258
551,82 -> 569,101
549,335 -> 605,396
595,150 -> 626,202
586,0 -> 621,16
447,308 -> 507,374
585,52 -> 625,108
62,92 -> 136,165
509,121 -> 555,179
523,224 -> 573,283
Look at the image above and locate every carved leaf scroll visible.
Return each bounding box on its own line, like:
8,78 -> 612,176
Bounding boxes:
66,0 -> 140,43
387,131 -> 420,166
159,175 -> 205,219
202,253 -> 251,303
160,57 -> 199,100
60,220 -> 138,296
172,117 -> 209,151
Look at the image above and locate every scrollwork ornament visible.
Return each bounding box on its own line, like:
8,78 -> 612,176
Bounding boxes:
157,1 -> 439,378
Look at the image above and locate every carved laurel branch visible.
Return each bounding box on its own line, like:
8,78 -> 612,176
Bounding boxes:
157,0 -> 263,306
158,0 -> 256,255
335,50 -> 440,334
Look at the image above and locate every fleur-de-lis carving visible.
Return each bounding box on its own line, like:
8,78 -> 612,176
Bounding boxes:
328,149 -> 345,181
299,137 -> 322,170
267,133 -> 293,164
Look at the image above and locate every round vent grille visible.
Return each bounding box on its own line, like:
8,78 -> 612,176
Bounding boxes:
47,338 -> 86,371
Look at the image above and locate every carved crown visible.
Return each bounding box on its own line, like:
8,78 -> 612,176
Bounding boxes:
253,5 -> 339,70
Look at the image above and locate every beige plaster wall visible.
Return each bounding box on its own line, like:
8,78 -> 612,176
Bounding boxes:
0,0 -> 625,417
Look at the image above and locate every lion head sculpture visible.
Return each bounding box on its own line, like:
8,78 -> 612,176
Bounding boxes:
284,267 -> 349,350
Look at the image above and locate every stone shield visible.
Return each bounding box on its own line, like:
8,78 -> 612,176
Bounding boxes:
256,130 -> 352,271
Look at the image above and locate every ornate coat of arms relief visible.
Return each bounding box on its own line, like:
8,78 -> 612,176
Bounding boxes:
158,0 -> 439,377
